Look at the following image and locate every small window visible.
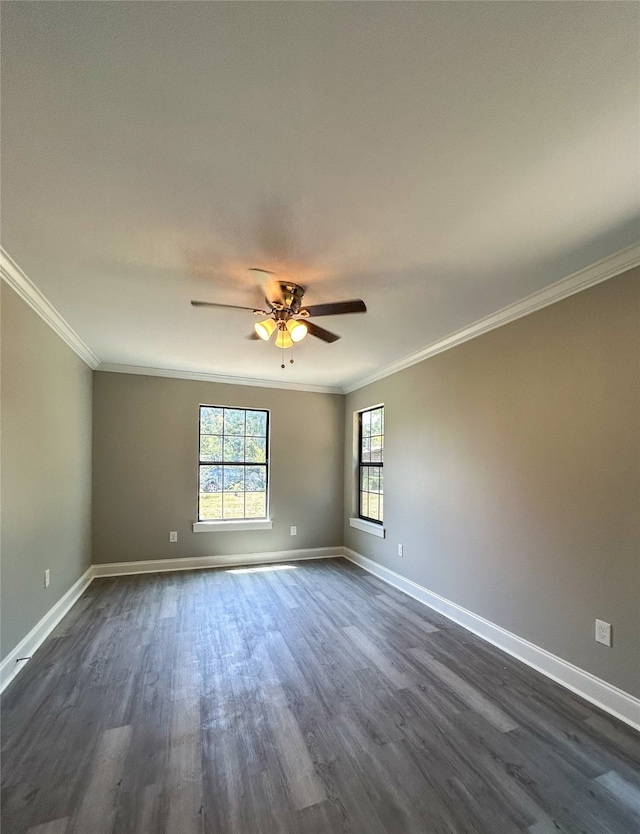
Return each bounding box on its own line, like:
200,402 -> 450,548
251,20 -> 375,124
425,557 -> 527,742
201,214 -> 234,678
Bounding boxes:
359,405 -> 383,523
198,405 -> 269,521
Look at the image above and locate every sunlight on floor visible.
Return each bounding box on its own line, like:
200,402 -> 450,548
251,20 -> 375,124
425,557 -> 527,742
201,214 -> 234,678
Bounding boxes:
226,564 -> 298,574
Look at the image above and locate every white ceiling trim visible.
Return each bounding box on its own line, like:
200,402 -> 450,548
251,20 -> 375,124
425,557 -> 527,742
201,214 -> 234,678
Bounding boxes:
0,247 -> 100,369
96,363 -> 343,395
3,242 -> 638,396
343,242 -> 640,394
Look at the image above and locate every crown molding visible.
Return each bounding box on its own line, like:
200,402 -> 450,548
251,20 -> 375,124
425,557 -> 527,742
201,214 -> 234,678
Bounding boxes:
96,362 -> 343,395
1,247 -> 100,369
4,242 -> 637,395
343,242 -> 640,394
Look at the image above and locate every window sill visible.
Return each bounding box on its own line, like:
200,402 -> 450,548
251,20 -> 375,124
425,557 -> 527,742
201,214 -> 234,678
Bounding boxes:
193,519 -> 273,533
349,517 -> 385,538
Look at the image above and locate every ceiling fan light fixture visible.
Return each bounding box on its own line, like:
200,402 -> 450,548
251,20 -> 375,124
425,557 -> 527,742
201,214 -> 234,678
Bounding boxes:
275,327 -> 294,349
286,319 -> 308,342
254,318 -> 277,341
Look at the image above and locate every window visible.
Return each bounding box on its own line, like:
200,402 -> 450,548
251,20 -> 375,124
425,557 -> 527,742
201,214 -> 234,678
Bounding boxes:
198,406 -> 269,521
359,405 -> 383,523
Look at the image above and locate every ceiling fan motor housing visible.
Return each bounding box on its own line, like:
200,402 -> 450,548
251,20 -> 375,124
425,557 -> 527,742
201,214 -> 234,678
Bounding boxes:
269,282 -> 306,315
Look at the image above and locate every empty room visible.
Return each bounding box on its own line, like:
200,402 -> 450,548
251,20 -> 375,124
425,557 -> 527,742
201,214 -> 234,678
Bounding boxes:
1,2 -> 639,833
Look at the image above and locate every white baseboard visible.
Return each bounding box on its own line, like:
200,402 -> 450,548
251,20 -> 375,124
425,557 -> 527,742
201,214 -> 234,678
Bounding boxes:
0,567 -> 94,693
91,546 -> 341,577
343,548 -> 640,733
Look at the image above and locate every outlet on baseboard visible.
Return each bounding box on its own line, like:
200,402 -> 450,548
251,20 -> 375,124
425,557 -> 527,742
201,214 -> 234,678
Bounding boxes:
44,569 -> 50,588
169,531 -> 178,543
397,544 -> 403,557
290,526 -> 297,536
595,619 -> 612,647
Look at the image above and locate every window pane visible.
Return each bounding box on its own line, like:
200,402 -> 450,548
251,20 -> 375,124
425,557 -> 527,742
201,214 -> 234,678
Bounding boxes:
223,466 -> 244,491
200,465 -> 222,493
222,491 -> 244,519
198,406 -> 269,522
199,492 -> 222,520
246,492 -> 266,517
245,437 -> 266,463
200,435 -> 222,461
246,410 -> 267,437
361,410 -> 371,437
223,436 -> 244,462
201,406 -> 223,434
224,408 -> 245,435
245,466 -> 266,492
358,405 -> 383,524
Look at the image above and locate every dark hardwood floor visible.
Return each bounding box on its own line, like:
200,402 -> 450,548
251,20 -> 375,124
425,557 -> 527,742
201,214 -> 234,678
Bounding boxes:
2,558 -> 639,834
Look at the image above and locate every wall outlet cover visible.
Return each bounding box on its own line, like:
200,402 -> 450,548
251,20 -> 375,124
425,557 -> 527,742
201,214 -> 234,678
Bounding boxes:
595,619 -> 612,647
169,531 -> 178,543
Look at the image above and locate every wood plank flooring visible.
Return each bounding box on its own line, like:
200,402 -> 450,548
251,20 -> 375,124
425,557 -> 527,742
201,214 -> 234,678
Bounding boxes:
2,558 -> 639,833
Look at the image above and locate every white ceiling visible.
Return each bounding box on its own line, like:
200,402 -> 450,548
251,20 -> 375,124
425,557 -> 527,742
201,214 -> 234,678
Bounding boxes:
2,2 -> 639,391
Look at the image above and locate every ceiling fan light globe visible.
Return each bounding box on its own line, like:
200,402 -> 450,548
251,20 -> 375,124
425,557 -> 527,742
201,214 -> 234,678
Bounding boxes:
275,329 -> 294,349
286,320 -> 308,342
254,319 -> 277,341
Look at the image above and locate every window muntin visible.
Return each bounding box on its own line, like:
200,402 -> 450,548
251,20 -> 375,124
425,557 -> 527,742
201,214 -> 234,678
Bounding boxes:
359,405 -> 383,523
198,406 -> 269,521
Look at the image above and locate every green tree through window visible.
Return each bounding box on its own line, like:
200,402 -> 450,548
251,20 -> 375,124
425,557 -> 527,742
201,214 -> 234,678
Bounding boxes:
198,406 -> 269,520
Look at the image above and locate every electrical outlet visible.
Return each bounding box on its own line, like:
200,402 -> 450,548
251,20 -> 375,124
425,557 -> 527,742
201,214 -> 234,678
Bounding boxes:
169,531 -> 178,543
44,569 -> 50,588
595,619 -> 612,647
397,544 -> 403,557
290,526 -> 297,536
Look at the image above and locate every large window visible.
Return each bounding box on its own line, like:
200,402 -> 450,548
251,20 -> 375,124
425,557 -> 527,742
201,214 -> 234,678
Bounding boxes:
359,405 -> 383,523
198,406 -> 269,521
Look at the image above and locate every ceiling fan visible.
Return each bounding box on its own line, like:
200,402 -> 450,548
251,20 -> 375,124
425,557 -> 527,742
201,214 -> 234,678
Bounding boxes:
191,269 -> 367,351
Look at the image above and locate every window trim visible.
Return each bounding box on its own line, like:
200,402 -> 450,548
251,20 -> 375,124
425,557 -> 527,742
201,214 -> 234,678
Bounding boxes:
193,519 -> 273,533
197,404 -> 271,524
357,404 -> 384,525
349,517 -> 385,538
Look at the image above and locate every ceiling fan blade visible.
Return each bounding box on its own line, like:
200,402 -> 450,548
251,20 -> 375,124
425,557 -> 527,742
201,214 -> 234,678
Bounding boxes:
249,268 -> 285,308
303,299 -> 366,317
249,267 -> 275,278
304,320 -> 340,343
191,300 -> 266,313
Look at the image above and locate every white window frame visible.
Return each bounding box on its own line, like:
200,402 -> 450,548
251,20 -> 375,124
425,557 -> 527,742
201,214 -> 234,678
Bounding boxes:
193,404 -> 272,533
349,403 -> 385,538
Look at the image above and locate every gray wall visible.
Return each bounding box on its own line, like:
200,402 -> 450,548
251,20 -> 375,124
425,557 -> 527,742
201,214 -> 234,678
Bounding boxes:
4,265 -> 638,700
92,372 -> 344,563
1,282 -> 93,661
345,267 -> 640,698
